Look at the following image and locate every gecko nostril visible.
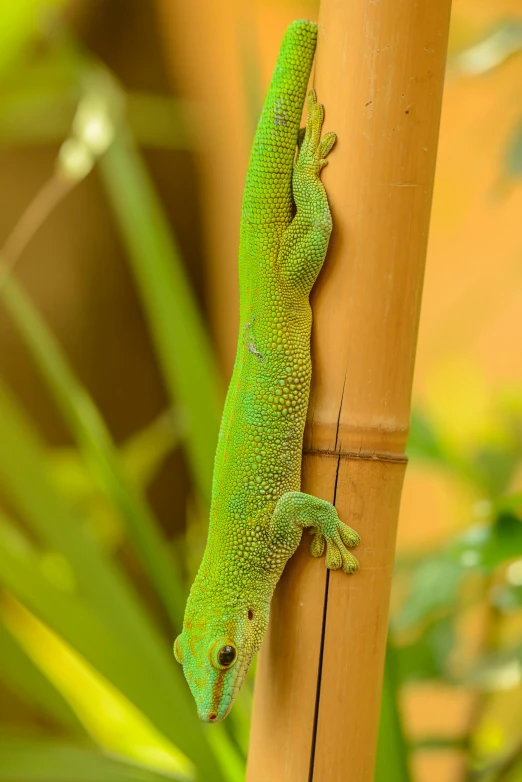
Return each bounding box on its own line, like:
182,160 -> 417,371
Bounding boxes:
209,713 -> 217,721
248,609 -> 254,620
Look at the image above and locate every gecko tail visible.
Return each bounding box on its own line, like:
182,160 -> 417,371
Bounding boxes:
241,20 -> 317,228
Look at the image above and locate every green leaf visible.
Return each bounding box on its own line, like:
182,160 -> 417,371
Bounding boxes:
126,93 -> 193,151
0,383 -> 231,780
0,514 -> 229,782
489,583 -> 522,613
448,513 -> 522,572
407,409 -> 446,464
453,22 -> 522,76
0,84 -> 192,149
459,646 -> 522,693
394,616 -> 455,683
0,620 -> 84,733
483,513 -> 522,569
0,376 -> 166,649
0,0 -> 69,80
393,557 -> 464,631
410,737 -> 467,751
470,446 -> 519,499
504,123 -> 522,179
496,491 -> 522,517
120,410 -> 181,490
98,110 -> 223,507
1,276 -> 186,628
1,597 -> 194,779
0,735 -> 185,782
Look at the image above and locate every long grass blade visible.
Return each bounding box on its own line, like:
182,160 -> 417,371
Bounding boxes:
98,125 -> 223,507
0,619 -> 84,734
0,513 -> 227,781
0,736 -> 186,782
0,274 -> 186,627
0,383 -> 231,780
2,596 -> 193,779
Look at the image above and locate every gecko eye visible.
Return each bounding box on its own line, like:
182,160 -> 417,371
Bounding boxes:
173,635 -> 184,664
209,639 -> 237,670
218,646 -> 236,666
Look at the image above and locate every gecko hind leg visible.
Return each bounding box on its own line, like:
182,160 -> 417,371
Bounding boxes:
276,89 -> 337,295
271,491 -> 359,574
295,102 -> 335,167
296,89 -> 336,178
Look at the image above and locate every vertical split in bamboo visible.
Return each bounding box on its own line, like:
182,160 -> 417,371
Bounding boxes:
247,1 -> 452,780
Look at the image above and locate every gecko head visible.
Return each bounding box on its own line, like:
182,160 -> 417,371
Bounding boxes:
173,590 -> 269,723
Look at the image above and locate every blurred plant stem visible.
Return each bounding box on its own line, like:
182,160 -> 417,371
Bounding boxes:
98,122 -> 223,509
492,737 -> 522,781
0,175 -> 73,290
464,586 -> 505,781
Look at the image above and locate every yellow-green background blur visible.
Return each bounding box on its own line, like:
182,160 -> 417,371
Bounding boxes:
1,1 -> 522,781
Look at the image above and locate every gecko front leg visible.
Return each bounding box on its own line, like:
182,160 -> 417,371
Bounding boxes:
270,492 -> 360,574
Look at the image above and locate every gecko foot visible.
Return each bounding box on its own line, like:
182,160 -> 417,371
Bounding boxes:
309,512 -> 360,574
272,494 -> 360,576
295,89 -> 337,177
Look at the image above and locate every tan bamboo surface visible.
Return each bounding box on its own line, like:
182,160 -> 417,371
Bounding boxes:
247,1 -> 452,780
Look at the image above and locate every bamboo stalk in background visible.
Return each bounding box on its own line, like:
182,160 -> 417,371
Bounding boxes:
156,0 -> 250,376
247,1 -> 452,780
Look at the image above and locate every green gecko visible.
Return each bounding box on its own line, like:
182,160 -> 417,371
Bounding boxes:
174,19 -> 359,723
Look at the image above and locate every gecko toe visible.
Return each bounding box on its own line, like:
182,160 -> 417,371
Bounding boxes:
339,522 -> 360,549
310,532 -> 325,558
316,518 -> 360,575
325,539 -> 343,570
341,550 -> 359,574
306,88 -> 317,111
295,90 -> 332,176
317,131 -> 337,160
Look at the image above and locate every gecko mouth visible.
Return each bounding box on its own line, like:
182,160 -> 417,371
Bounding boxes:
198,687 -> 239,723
198,700 -> 234,723
197,654 -> 250,723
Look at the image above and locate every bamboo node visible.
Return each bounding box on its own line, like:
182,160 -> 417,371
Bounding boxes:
302,448 -> 408,464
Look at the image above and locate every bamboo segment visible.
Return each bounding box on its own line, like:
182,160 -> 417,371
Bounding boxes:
248,455 -> 335,781
312,456 -> 406,780
247,1 -> 452,779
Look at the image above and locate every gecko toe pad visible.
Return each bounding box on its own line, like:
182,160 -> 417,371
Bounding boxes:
309,518 -> 359,574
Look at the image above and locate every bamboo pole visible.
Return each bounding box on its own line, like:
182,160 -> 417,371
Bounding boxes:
246,1 -> 452,780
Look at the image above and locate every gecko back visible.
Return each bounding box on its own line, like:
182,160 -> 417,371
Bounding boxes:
173,20 -> 359,724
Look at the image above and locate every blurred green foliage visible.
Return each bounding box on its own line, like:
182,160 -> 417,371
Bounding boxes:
1,3 -> 522,782
0,2 -> 239,780
380,393 -> 522,781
